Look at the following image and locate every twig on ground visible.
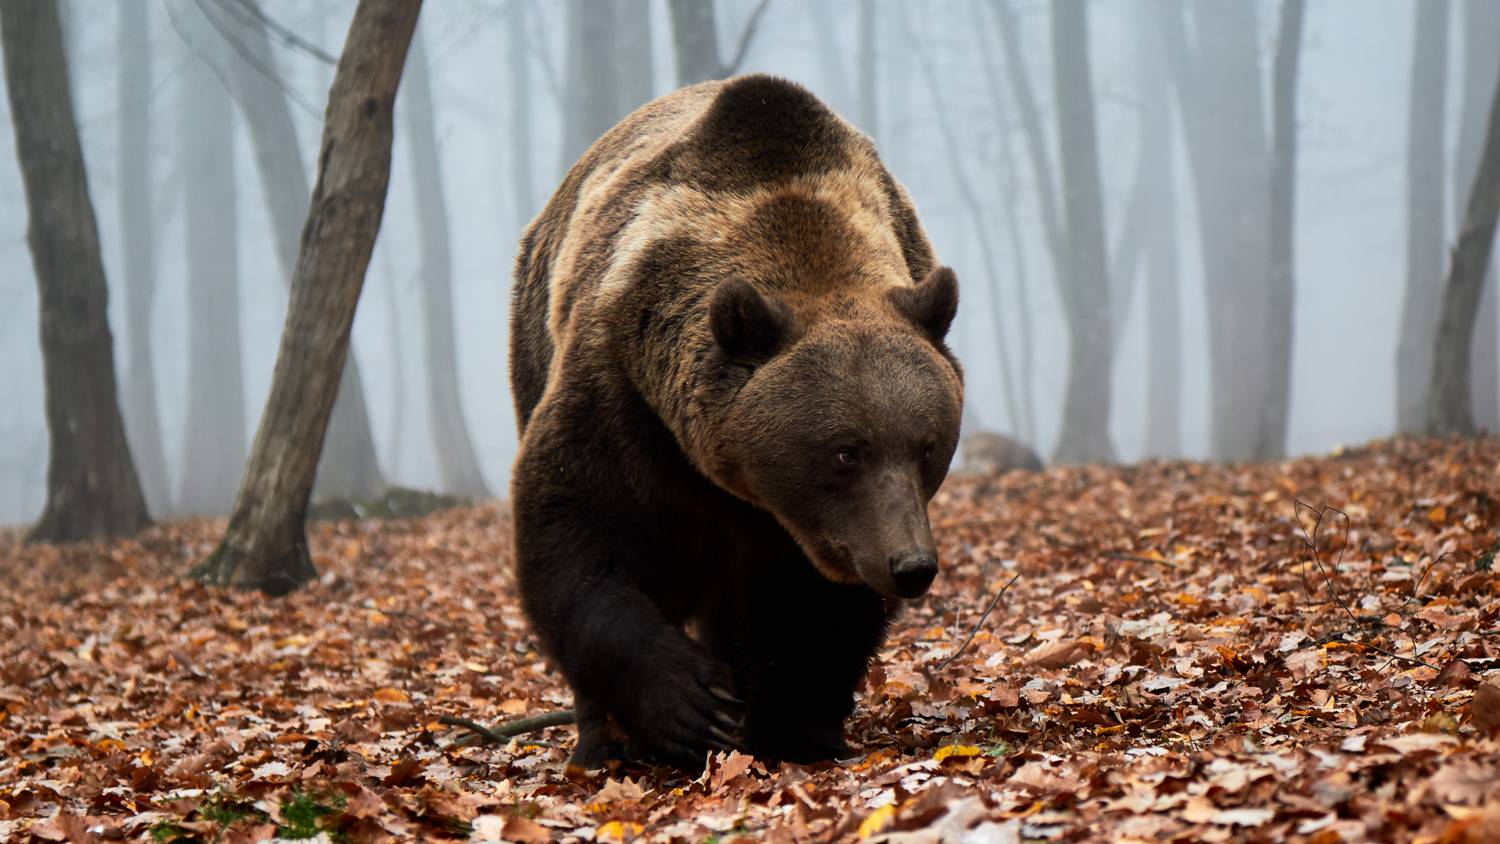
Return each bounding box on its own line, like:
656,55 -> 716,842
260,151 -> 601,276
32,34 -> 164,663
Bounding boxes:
932,572 -> 1022,673
1293,501 -> 1440,672
439,710 -> 575,746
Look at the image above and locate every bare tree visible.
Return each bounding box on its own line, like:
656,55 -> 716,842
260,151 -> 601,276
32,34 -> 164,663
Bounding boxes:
558,0 -> 619,170
1455,0 -> 1500,429
2,0 -> 149,542
507,0 -> 534,231
209,0 -> 387,501
177,26 -> 247,515
195,0 -> 423,593
618,0 -> 654,111
1048,0 -> 1115,463
911,19 -> 1021,437
403,28 -> 491,498
1160,2 -> 1274,461
1263,0 -> 1306,458
117,1 -> 171,514
1428,67 -> 1500,435
667,0 -> 769,87
1397,0 -> 1451,433
1136,17 -> 1183,459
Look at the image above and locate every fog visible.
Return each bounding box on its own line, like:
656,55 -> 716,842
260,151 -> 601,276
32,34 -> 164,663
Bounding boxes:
0,0 -> 1494,524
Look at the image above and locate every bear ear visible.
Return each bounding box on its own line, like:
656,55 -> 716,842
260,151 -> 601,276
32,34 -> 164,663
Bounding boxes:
710,278 -> 793,363
890,266 -> 958,343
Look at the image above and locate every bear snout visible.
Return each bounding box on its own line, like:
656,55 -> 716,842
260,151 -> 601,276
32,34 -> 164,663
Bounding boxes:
889,551 -> 938,598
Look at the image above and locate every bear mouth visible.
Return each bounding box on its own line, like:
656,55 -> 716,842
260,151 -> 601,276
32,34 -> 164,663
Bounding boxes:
804,541 -> 862,586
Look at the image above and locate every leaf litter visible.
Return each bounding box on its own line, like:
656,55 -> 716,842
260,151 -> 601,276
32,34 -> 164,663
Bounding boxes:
1,436 -> 1498,841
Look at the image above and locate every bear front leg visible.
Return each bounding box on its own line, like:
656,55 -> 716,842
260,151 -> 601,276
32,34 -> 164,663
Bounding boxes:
514,515 -> 742,769
704,555 -> 892,764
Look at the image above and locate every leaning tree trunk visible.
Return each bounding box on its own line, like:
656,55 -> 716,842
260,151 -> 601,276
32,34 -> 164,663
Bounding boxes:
219,0 -> 386,501
116,0 -> 171,514
178,33 -> 247,516
195,0 -> 422,594
1455,0 -> 1500,429
2,0 -> 149,542
1262,0 -> 1306,459
1428,67 -> 1500,436
1049,0 -> 1115,464
1396,0 -> 1450,433
404,30 -> 491,498
617,0 -> 654,114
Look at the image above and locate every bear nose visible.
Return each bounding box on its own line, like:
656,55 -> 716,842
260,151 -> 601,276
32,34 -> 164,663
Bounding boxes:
889,552 -> 938,598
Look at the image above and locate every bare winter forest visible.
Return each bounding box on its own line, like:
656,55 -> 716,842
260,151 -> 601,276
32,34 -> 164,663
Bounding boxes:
2,0 -> 1500,841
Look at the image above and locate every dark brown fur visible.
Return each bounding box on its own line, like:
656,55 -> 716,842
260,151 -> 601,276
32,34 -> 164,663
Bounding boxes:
509,75 -> 963,767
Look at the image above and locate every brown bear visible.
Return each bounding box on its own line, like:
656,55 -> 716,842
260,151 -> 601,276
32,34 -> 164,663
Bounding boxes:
509,74 -> 963,768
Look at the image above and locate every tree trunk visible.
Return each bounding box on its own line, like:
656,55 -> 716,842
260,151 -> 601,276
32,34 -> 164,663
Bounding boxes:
2,0 -> 149,542
618,0 -> 654,113
219,0 -> 386,501
404,29 -> 491,498
1160,2 -> 1273,461
508,0 -> 534,232
974,0 -> 1035,445
1136,15 -> 1182,459
117,1 -> 171,514
559,0 -> 620,171
988,1 -> 1063,266
1428,67 -> 1500,435
1049,0 -> 1115,464
178,33 -> 247,516
195,0 -> 422,594
1396,1 -> 1450,433
858,0 -> 878,140
1263,0 -> 1306,458
668,0 -> 722,86
1456,0 -> 1500,429
911,25 -> 1021,438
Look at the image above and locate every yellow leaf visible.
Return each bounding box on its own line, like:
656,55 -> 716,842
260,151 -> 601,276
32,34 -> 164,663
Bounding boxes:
1093,724 -> 1127,736
848,747 -> 898,772
1428,506 -> 1448,524
95,737 -> 126,753
933,744 -> 982,762
858,805 -> 896,839
373,687 -> 409,703
597,820 -> 644,841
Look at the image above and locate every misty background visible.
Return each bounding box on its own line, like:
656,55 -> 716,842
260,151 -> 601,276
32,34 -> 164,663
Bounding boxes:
0,0 -> 1493,525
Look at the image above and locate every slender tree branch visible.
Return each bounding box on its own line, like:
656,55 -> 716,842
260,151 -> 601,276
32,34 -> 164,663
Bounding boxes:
932,572 -> 1022,673
439,710 -> 575,745
724,0 -> 771,76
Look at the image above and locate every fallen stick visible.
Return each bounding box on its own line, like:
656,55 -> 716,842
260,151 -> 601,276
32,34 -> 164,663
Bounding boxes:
932,572 -> 1022,673
439,710 -> 575,745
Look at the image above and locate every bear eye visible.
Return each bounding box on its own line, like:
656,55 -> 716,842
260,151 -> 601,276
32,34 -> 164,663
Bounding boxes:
923,442 -> 936,461
835,447 -> 860,467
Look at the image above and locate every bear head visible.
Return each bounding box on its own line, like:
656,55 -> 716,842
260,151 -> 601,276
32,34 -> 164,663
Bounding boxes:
706,267 -> 963,598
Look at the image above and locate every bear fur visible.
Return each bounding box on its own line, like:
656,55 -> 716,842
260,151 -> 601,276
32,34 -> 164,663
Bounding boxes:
509,75 -> 963,768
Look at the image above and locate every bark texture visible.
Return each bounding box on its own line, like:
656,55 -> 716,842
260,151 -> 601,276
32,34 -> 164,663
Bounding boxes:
1428,66 -> 1500,435
196,0 -> 422,594
178,36 -> 247,515
404,30 -> 491,498
117,1 -> 171,514
558,0 -> 618,171
2,0 -> 149,542
1264,0 -> 1306,458
1161,2 -> 1273,460
1456,0 -> 1500,429
1049,0 -> 1115,463
1396,0 -> 1450,433
219,0 -> 386,501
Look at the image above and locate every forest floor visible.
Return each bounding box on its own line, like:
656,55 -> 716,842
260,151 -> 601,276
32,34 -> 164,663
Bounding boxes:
1,437 -> 1499,843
